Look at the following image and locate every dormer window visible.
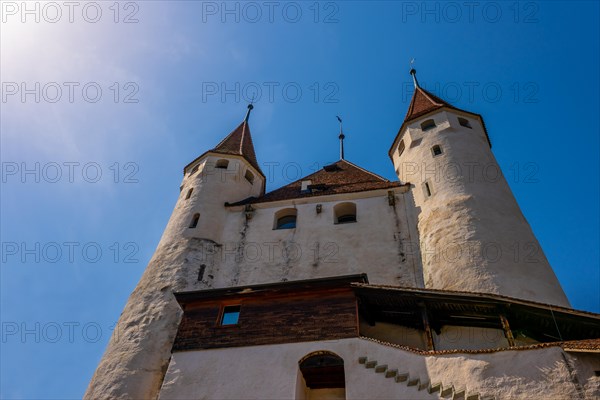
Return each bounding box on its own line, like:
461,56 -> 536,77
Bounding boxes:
421,119 -> 436,131
244,170 -> 255,184
397,140 -> 405,157
215,159 -> 229,169
301,180 -> 312,193
458,117 -> 472,128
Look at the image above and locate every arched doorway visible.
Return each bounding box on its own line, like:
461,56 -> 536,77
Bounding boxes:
296,351 -> 346,400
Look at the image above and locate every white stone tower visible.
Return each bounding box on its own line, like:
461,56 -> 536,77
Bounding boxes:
84,105 -> 264,399
389,69 -> 569,307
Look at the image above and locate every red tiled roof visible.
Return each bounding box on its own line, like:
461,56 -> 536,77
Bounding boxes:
228,159 -> 404,205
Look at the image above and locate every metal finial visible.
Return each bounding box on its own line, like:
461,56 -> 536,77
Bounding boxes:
244,103 -> 254,123
409,58 -> 419,88
337,115 -> 345,160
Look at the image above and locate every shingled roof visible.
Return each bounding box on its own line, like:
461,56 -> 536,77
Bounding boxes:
184,119 -> 264,177
228,159 -> 404,206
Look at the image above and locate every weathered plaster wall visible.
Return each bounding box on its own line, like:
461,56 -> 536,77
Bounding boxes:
159,338 -> 598,399
210,189 -> 424,288
391,110 -> 570,307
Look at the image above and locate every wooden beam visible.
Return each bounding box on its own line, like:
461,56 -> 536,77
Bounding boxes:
500,314 -> 516,347
419,302 -> 435,351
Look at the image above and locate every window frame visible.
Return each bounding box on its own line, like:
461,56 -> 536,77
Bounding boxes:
274,208 -> 298,230
334,202 -> 357,225
217,304 -> 242,327
189,213 -> 200,228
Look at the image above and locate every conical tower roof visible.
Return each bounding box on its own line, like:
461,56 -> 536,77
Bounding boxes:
404,86 -> 458,123
210,119 -> 262,175
184,106 -> 264,177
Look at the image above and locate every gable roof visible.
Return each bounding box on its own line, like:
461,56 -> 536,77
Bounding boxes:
184,120 -> 264,177
228,159 -> 404,206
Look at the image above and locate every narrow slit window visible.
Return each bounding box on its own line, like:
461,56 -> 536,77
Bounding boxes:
397,140 -> 405,157
431,145 -> 443,157
424,182 -> 432,197
421,119 -> 436,131
458,117 -> 472,128
245,170 -> 255,184
185,188 -> 193,200
190,164 -> 199,176
189,213 -> 200,228
215,159 -> 229,169
198,264 -> 206,281
220,305 -> 241,325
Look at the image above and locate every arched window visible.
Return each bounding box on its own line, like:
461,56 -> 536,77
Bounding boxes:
189,164 -> 200,176
431,145 -> 443,157
185,188 -> 194,200
458,117 -> 472,128
189,213 -> 200,228
274,208 -> 297,230
397,140 -> 405,157
215,159 -> 229,169
297,351 -> 346,399
245,170 -> 255,184
421,119 -> 436,131
334,202 -> 356,224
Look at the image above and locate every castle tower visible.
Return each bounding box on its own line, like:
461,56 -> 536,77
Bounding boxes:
84,105 -> 264,399
86,82 -> 600,400
389,69 -> 570,307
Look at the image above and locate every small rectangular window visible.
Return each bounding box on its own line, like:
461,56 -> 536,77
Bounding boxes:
458,117 -> 472,129
244,170 -> 255,184
220,305 -> 241,325
398,140 -> 406,157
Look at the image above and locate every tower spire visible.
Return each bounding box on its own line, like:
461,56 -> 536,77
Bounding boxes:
337,115 -> 345,160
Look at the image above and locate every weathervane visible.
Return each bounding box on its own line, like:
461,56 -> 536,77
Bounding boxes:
409,58 -> 419,88
336,115 -> 345,160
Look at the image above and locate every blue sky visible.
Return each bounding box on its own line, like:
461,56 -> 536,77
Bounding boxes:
1,1 -> 598,398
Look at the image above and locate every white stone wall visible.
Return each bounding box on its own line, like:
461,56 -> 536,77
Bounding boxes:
84,153 -> 266,399
390,110 -> 570,307
158,338 -> 599,399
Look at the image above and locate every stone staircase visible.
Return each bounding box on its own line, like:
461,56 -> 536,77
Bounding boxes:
358,356 -> 494,400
